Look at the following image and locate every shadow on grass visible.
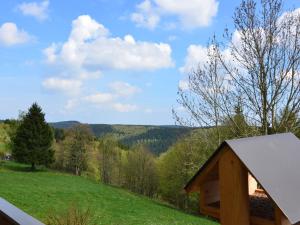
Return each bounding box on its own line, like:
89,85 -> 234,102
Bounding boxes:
0,161 -> 47,172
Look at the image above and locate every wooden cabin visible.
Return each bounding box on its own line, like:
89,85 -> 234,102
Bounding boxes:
185,133 -> 300,225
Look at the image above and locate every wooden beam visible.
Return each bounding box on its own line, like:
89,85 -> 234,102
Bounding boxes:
219,147 -> 250,225
186,148 -> 224,193
275,207 -> 291,225
201,205 -> 220,219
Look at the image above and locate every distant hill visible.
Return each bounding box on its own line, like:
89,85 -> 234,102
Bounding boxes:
50,121 -> 81,129
50,121 -> 194,154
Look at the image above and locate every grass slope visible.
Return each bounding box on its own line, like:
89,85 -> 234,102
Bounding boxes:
0,162 -> 217,225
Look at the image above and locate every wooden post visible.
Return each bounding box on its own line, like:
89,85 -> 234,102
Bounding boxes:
219,148 -> 250,225
275,206 -> 291,225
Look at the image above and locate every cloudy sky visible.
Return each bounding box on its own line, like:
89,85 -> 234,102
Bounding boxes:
0,0 -> 298,125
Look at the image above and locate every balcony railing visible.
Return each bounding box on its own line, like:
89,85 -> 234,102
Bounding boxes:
0,198 -> 44,225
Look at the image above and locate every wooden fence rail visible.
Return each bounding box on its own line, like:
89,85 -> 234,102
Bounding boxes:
0,198 -> 44,225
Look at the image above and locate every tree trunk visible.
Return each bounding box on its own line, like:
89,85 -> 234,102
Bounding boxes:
31,162 -> 36,171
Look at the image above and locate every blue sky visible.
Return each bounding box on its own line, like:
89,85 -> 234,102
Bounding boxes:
0,0 -> 299,125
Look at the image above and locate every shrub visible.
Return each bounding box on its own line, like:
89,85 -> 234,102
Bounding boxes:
46,205 -> 95,225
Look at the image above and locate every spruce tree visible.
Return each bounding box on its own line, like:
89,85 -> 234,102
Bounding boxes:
12,103 -> 54,170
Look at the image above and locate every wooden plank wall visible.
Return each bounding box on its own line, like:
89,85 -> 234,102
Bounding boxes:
219,148 -> 250,225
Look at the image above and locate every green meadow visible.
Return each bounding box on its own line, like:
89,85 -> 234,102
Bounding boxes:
0,162 -> 218,225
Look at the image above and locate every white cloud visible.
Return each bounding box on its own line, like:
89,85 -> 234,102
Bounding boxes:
131,0 -> 160,30
83,92 -> 115,104
65,99 -> 79,110
112,103 -> 138,112
17,0 -> 49,21
180,45 -> 209,74
42,77 -> 82,96
45,15 -> 173,70
109,81 -> 141,97
0,23 -> 32,46
78,70 -> 102,80
131,0 -> 219,30
43,43 -> 58,63
179,80 -> 189,91
180,43 -> 234,74
43,15 -> 164,113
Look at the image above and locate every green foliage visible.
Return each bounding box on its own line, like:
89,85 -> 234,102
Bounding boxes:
0,124 -> 10,157
53,128 -> 66,142
123,145 -> 158,197
65,125 -> 93,175
51,122 -> 193,154
46,204 -> 95,225
11,103 -> 54,170
0,161 -> 218,225
222,103 -> 259,139
157,130 -> 216,210
97,136 -> 122,185
0,120 -> 19,156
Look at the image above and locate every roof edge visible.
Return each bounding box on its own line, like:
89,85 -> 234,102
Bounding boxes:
184,141 -> 228,192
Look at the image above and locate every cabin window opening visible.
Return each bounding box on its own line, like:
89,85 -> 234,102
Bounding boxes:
199,163 -> 220,219
248,174 -> 275,221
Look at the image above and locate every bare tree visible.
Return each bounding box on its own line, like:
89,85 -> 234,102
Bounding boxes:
175,0 -> 300,135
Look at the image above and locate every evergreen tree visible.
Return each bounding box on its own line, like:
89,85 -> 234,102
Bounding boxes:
12,103 -> 54,170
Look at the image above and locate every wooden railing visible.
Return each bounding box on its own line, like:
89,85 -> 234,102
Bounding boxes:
0,198 -> 44,225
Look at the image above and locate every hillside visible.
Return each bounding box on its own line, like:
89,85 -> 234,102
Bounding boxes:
0,162 -> 217,225
51,121 -> 194,154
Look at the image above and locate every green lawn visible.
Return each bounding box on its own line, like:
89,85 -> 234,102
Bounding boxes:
0,162 -> 218,225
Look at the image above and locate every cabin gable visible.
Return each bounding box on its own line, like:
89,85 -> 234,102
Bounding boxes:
185,133 -> 299,225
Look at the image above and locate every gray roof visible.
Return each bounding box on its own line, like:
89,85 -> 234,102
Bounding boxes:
185,133 -> 300,225
226,133 -> 300,225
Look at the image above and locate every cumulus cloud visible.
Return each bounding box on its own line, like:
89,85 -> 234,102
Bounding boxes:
17,0 -> 49,21
109,81 -> 141,97
131,0 -> 160,30
180,44 -> 209,74
180,43 -> 234,74
80,81 -> 141,112
0,23 -> 32,46
42,77 -> 82,96
112,103 -> 138,112
131,0 -> 219,30
83,92 -> 115,104
43,15 -> 165,113
45,15 -> 173,70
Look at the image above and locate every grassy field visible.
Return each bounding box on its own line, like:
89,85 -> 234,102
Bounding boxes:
0,162 -> 218,225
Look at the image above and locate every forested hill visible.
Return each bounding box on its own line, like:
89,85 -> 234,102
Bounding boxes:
50,121 -> 194,154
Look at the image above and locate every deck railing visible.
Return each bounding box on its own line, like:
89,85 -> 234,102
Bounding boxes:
0,198 -> 44,225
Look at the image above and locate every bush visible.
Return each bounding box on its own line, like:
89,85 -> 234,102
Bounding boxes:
46,205 -> 96,225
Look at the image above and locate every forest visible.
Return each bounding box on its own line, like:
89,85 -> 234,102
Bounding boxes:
51,121 -> 194,155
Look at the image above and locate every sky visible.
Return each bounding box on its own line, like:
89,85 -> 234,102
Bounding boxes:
0,0 -> 299,125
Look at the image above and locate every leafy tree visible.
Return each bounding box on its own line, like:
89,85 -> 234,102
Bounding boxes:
66,125 -> 93,176
12,103 -> 54,170
123,145 -> 158,197
54,128 -> 66,142
97,136 -> 122,185
157,130 -> 215,210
